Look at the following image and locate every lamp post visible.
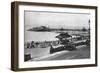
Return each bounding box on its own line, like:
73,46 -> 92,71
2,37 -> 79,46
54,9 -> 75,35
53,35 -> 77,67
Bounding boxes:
89,19 -> 90,39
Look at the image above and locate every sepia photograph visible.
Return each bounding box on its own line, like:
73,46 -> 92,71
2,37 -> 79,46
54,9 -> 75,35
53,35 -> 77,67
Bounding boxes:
24,11 -> 91,62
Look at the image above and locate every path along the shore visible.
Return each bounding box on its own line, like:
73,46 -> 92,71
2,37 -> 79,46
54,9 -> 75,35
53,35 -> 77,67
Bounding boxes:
28,45 -> 90,61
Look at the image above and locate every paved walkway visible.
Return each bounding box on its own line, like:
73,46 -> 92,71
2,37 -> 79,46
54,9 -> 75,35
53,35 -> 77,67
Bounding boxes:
30,51 -> 69,61
28,45 -> 90,61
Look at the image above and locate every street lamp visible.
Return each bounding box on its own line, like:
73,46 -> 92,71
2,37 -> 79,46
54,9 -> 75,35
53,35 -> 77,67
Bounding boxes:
88,19 -> 90,40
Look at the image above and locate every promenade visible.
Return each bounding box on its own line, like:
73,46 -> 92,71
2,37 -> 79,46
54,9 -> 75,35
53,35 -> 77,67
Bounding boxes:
27,45 -> 90,61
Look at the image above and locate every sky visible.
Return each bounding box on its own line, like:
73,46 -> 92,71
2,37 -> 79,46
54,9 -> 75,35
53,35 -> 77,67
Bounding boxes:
24,11 -> 90,29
